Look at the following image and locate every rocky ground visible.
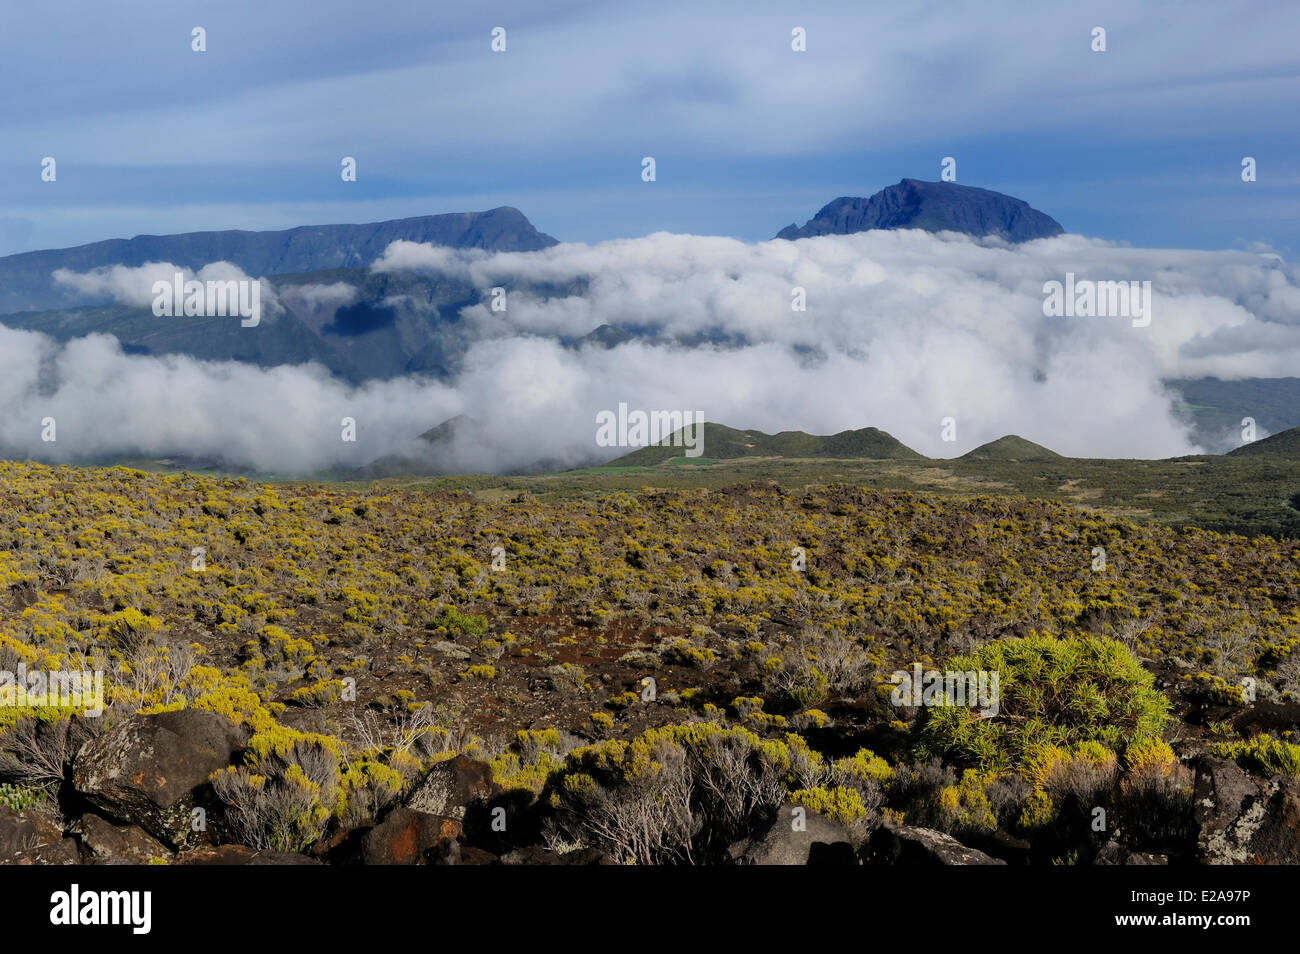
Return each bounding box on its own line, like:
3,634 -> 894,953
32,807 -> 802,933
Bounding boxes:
2,702 -> 1298,866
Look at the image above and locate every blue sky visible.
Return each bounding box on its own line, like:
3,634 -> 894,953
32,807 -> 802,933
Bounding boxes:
2,0 -> 1297,256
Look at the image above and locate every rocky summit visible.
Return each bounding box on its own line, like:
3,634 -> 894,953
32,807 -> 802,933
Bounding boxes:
776,178 -> 1065,243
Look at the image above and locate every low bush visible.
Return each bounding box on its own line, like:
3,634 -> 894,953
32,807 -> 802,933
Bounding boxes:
544,722 -> 825,864
1212,734 -> 1300,778
915,634 -> 1171,772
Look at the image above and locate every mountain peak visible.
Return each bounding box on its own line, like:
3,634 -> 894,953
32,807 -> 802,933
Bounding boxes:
776,179 -> 1064,243
959,434 -> 1063,461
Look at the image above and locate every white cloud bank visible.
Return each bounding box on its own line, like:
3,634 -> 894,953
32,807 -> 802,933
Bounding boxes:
6,229 -> 1299,473
52,261 -> 285,323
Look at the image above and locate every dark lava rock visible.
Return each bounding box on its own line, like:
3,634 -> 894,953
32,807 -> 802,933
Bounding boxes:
499,845 -> 616,865
1094,840 -> 1170,865
1194,755 -> 1300,864
426,840 -> 500,866
360,807 -> 463,865
405,755 -> 496,820
72,709 -> 247,848
732,803 -> 857,865
0,805 -> 66,863
75,813 -> 173,865
863,824 -> 1007,865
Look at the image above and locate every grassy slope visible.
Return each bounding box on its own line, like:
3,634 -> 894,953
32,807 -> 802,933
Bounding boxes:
1228,425 -> 1300,459
959,435 -> 1063,462
610,423 -> 923,466
367,454 -> 1300,541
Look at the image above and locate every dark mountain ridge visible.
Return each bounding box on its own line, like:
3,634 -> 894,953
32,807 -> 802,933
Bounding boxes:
0,207 -> 558,314
776,178 -> 1064,243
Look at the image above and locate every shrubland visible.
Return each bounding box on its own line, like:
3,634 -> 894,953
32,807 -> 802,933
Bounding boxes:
0,461 -> 1297,862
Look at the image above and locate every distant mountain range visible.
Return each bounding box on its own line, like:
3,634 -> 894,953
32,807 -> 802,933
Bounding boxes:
0,183 -> 1070,388
607,423 -> 1300,467
0,179 -> 1060,319
606,425 -> 1066,466
1170,377 -> 1300,449
609,423 -> 924,466
776,178 -> 1064,243
0,207 -> 556,315
2,186 -> 1296,458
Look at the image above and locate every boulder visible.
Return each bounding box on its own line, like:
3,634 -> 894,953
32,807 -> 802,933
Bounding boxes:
863,824 -> 1007,865
405,755 -> 495,819
0,805 -> 65,863
11,837 -> 82,865
76,813 -> 173,865
72,709 -> 247,848
360,807 -> 462,865
960,828 -> 1033,864
1251,781 -> 1300,864
732,803 -> 856,865
308,823 -> 368,864
1194,755 -> 1300,864
0,806 -> 42,861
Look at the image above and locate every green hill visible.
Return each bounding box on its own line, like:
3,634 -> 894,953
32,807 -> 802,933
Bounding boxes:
1226,425 -> 1300,459
815,427 -> 925,459
608,423 -> 924,465
1169,377 -> 1300,452
959,435 -> 1063,462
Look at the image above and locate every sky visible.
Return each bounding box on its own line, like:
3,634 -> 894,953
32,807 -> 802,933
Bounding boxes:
2,0 -> 1298,256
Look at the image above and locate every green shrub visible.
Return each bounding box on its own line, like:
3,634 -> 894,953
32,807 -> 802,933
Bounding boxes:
790,785 -> 869,828
0,781 -> 50,813
1212,734 -> 1300,777
288,678 -> 345,708
914,634 -> 1170,772
430,607 -> 488,639
1117,738 -> 1194,846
